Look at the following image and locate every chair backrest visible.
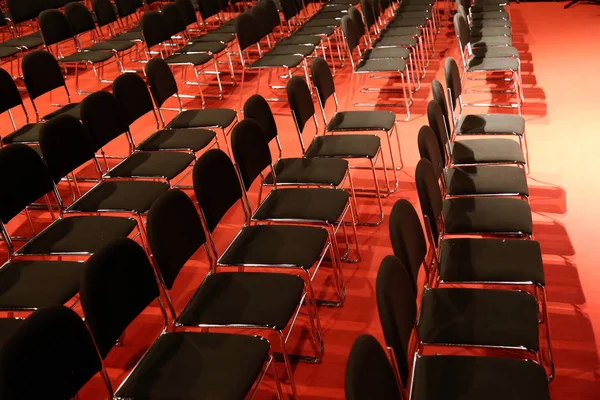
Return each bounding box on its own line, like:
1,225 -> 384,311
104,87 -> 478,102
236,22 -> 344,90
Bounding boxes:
250,2 -> 272,39
444,57 -> 462,112
64,1 -> 97,36
162,2 -> 187,37
389,199 -> 427,292
231,119 -> 273,191
80,91 -> 130,152
113,72 -> 155,125
243,94 -> 279,144
22,51 -> 66,100
0,68 -> 24,115
417,125 -> 445,178
193,149 -> 244,233
341,14 -> 361,55
147,189 -> 208,290
279,0 -> 300,22
426,100 -> 450,161
145,57 -> 179,108
376,255 -> 417,387
196,0 -> 222,21
80,238 -> 161,359
264,0 -> 282,33
141,11 -> 171,48
40,114 -> 96,184
359,0 -> 377,32
345,334 -> 402,400
348,7 -> 366,39
175,0 -> 198,28
286,76 -> 315,135
0,144 -> 55,225
114,0 -> 144,19
39,9 -> 74,47
380,0 -> 391,12
431,79 -> 451,136
453,13 -> 471,56
415,158 -> 443,244
6,0 -> 41,24
310,56 -> 336,110
93,0 -> 119,27
0,306 -> 102,399
236,12 -> 260,51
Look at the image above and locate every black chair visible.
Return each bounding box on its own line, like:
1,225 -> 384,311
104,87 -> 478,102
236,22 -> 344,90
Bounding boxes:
112,72 -> 220,155
415,157 -> 533,242
145,57 -> 238,153
287,75 -> 386,226
21,50 -> 80,121
0,306 -> 105,399
0,144 -> 138,258
146,189 -> 321,395
2,0 -> 45,51
376,255 -> 552,399
80,90 -> 195,186
456,4 -> 512,40
231,118 -> 358,267
345,334 -> 402,400
92,0 -> 144,42
80,238 -> 280,399
417,125 -> 528,198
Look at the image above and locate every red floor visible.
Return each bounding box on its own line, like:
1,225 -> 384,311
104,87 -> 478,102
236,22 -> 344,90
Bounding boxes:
2,2 -> 600,398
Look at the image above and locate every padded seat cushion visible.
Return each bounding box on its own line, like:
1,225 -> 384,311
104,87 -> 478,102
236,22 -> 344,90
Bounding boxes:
442,197 -> 533,236
264,157 -> 348,186
388,17 -> 428,27
68,181 -> 169,213
0,47 -> 20,58
1,32 -> 44,49
306,134 -> 381,159
278,35 -> 322,46
445,165 -> 528,197
16,216 -> 137,255
112,31 -> 144,41
178,41 -> 227,54
166,108 -> 237,129
455,114 -> 525,135
177,272 -> 305,329
419,288 -> 539,350
381,26 -> 422,37
58,51 -> 114,63
327,110 -> 396,131
294,26 -> 335,36
364,47 -> 411,59
249,54 -> 304,68
374,35 -> 418,47
269,44 -> 315,57
137,128 -> 216,152
2,123 -> 43,144
85,40 -> 135,52
165,52 -> 213,66
115,332 -> 269,400
41,103 -> 80,121
450,138 -> 525,164
355,58 -> 407,72
438,238 -> 544,285
218,225 -> 329,269
471,10 -> 509,19
471,45 -> 519,58
470,35 -> 513,47
193,32 -> 236,43
471,18 -> 511,28
471,26 -> 512,37
108,151 -> 194,180
467,56 -> 519,71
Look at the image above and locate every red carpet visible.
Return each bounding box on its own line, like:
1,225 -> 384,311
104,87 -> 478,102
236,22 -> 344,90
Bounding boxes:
2,2 -> 599,398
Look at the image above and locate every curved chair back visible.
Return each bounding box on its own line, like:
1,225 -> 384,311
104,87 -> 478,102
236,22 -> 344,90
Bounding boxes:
236,12 -> 261,51
22,51 -> 66,100
310,56 -> 336,110
113,72 -> 156,125
114,0 -> 144,19
39,9 -> 73,47
80,91 -> 130,151
231,119 -> 273,191
93,0 -> 119,27
243,94 -> 279,143
0,68 -> 24,115
415,158 -> 443,243
141,11 -> 171,49
444,57 -> 462,112
417,125 -> 445,177
431,79 -> 451,136
175,0 -> 199,28
7,0 -> 41,24
426,100 -> 450,160
162,2 -> 187,37
64,1 -> 97,36
359,0 -> 377,33
286,76 -> 315,135
341,15 -> 361,56
145,57 -> 179,107
348,7 -> 366,39
250,2 -> 272,39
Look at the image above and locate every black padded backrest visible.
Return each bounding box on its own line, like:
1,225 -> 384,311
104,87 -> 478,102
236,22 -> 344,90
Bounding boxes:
235,12 -> 260,51
0,306 -> 101,400
40,114 -> 96,183
92,0 -> 118,27
341,15 -> 360,54
39,9 -> 73,46
310,56 -> 335,109
372,0 -> 382,20
380,0 -> 391,12
175,0 -> 198,27
193,149 -> 243,233
0,68 -> 23,114
444,57 -> 462,108
196,0 -> 221,21
162,2 -> 187,36
22,51 -> 66,100
286,76 -> 315,134
7,0 -> 41,24
112,73 -> 155,125
145,57 -> 178,108
81,238 -> 160,359
80,91 -> 130,151
453,13 -> 471,53
279,0 -> 300,22
426,100 -> 449,160
0,144 -> 55,224
345,334 -> 402,400
389,199 -> 427,292
141,11 -> 170,48
250,2 -> 270,39
417,125 -> 445,177
64,2 -> 96,36
147,189 -> 207,290
115,0 -> 143,18
431,79 -> 451,136
348,7 -> 366,37
264,0 -> 281,32
376,255 -> 416,387
359,0 -> 376,31
415,158 -> 443,243
231,119 -> 272,191
243,94 -> 278,143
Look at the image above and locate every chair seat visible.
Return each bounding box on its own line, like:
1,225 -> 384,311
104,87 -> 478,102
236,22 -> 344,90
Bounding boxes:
374,35 -> 418,47
166,108 -> 237,129
294,26 -> 336,36
85,40 -> 135,52
137,128 -> 216,152
68,180 -> 169,213
0,318 -> 23,349
355,58 -> 407,73
442,197 -> 533,236
253,188 -> 349,224
470,35 -> 513,47
2,123 -> 43,144
41,102 -> 81,121
115,332 -> 269,400
380,26 -> 422,37
178,41 -> 227,54
445,165 -> 528,197
58,50 -> 114,63
16,216 -> 137,256
303,18 -> 340,27
249,54 -> 304,68
306,134 -> 381,159
388,17 -> 427,27
364,47 -> 411,59
1,32 -> 44,49
165,52 -> 213,66
264,157 -> 349,186
177,272 -> 305,329
269,44 -> 315,57
327,110 -> 396,131
438,238 -> 544,285
450,138 -> 525,165
471,45 -> 519,58
471,26 -> 512,37
0,261 -> 83,309
412,355 -> 550,400
420,288 -> 539,350
471,18 -> 511,28
112,30 -> 144,41
471,10 -> 509,20
219,225 -> 329,269
107,151 -> 194,180
455,114 -> 525,135
279,35 -> 322,46
394,10 -> 431,19
0,46 -> 20,58
467,56 -> 519,71
193,32 -> 236,43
